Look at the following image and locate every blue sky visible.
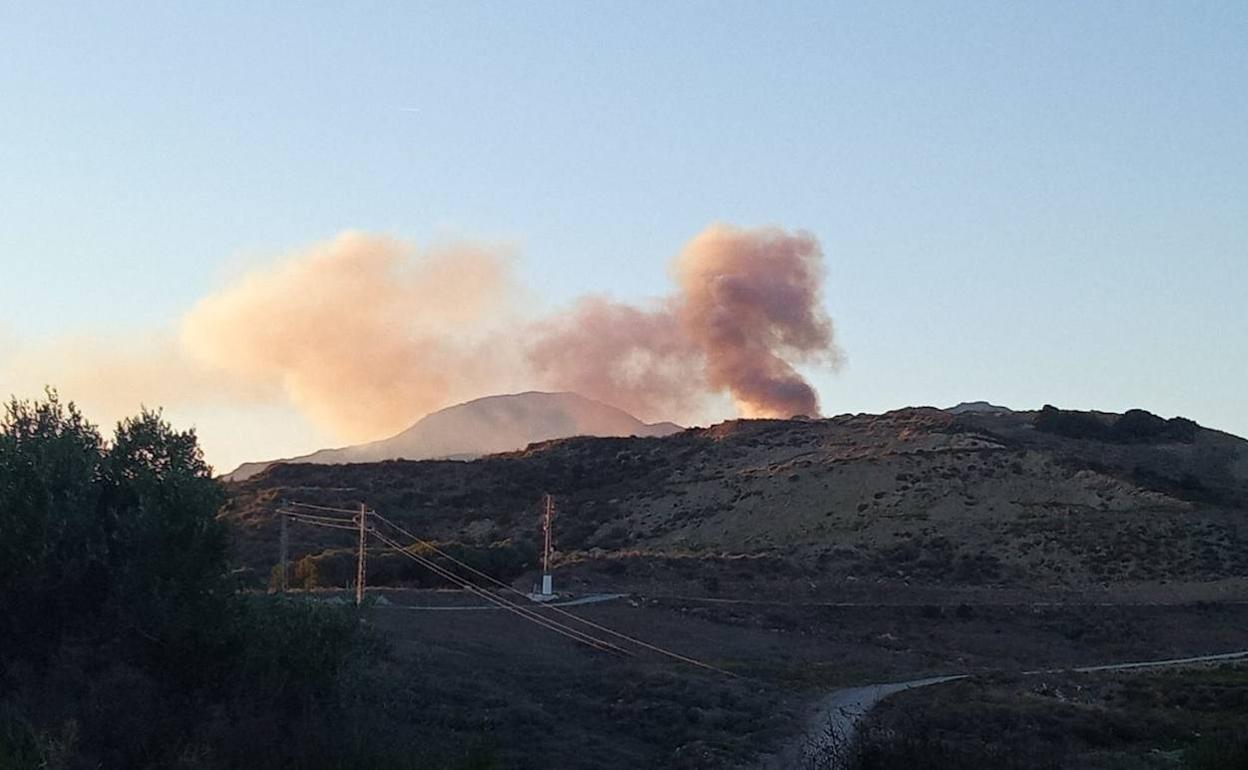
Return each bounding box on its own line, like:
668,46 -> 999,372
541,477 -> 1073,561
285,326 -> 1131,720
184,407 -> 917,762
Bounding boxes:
1,2 -> 1245,467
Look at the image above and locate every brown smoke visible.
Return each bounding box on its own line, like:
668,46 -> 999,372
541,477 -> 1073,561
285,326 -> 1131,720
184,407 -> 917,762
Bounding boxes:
3,225 -> 839,454
180,232 -> 526,441
3,334 -> 269,418
525,295 -> 703,422
675,225 -> 836,417
527,225 -> 838,420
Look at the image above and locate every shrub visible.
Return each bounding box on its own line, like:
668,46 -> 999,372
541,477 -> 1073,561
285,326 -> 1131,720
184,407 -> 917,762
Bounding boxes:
1033,406 -> 1111,441
804,715 -> 1058,770
1115,410 -> 1198,443
1113,409 -> 1169,440
295,553 -> 326,588
1035,406 -> 1200,445
1184,731 -> 1248,770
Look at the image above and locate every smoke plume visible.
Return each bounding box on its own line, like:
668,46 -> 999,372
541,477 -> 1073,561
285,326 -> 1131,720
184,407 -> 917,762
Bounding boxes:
525,295 -> 703,422
528,225 -> 839,420
675,225 -> 836,417
181,232 -> 526,440
3,224 -> 840,453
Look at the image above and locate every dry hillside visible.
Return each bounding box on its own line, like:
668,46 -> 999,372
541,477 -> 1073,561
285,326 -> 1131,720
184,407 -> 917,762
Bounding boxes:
223,406 -> 1248,596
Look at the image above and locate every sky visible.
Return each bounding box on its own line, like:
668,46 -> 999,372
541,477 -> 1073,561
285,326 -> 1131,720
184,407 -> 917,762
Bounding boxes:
1,2 -> 1245,472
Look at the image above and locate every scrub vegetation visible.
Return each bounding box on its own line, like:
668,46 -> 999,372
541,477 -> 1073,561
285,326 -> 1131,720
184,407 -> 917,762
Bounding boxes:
840,665 -> 1248,770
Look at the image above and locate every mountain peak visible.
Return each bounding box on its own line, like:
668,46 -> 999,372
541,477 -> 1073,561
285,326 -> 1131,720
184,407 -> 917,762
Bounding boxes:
224,391 -> 681,481
945,401 -> 1013,415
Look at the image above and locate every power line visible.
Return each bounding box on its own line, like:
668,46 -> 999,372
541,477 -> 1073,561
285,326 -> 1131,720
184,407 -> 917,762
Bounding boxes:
277,507 -> 358,525
290,521 -> 358,532
279,507 -> 370,603
285,501 -> 368,516
370,511 -> 737,678
280,510 -> 355,524
371,530 -> 631,654
285,517 -> 357,530
276,500 -> 728,673
371,530 -> 633,656
281,513 -> 359,532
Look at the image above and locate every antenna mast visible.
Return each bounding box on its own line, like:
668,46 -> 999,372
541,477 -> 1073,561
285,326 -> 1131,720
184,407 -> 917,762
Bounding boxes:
541,493 -> 554,596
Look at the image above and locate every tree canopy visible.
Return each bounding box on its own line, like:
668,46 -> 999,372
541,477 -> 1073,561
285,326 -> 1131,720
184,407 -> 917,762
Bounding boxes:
0,393 -> 404,769
0,391 -> 228,673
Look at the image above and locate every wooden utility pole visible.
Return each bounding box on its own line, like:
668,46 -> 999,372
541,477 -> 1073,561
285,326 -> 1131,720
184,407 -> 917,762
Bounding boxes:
278,509 -> 289,594
355,502 -> 368,606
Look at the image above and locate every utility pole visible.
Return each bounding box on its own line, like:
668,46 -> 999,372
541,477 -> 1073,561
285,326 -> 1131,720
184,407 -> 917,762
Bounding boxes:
278,507 -> 289,594
355,502 -> 368,606
541,494 -> 554,596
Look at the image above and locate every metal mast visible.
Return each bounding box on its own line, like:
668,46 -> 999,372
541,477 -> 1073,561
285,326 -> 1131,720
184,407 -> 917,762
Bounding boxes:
541,493 -> 554,596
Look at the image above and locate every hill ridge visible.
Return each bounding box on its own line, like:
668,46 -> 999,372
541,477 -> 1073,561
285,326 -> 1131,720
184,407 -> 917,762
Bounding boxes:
224,391 -> 682,481
225,405 -> 1247,593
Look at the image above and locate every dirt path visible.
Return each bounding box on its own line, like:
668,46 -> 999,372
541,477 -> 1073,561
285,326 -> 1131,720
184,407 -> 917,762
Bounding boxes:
641,593 -> 1248,609
1041,648 -> 1248,674
377,592 -> 627,611
767,648 -> 1248,770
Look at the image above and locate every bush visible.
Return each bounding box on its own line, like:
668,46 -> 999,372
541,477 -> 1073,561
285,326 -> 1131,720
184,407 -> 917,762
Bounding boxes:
0,710 -> 41,770
228,597 -> 376,707
1113,409 -> 1169,440
1184,732 -> 1248,770
1033,406 -> 1111,441
1115,410 -> 1199,443
1034,406 -> 1199,445
804,715 -> 1058,770
266,537 -> 537,593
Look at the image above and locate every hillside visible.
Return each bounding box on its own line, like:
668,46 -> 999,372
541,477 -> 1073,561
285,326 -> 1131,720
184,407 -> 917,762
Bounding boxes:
224,391 -> 682,481
223,406 -> 1248,596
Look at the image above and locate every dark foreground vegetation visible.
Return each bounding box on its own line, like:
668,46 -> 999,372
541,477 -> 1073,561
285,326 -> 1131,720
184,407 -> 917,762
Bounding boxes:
0,394 -> 491,770
822,666 -> 1248,770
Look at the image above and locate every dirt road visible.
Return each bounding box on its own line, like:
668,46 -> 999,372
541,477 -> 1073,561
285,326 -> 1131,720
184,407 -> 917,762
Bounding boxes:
377,592 -> 626,611
771,648 -> 1248,770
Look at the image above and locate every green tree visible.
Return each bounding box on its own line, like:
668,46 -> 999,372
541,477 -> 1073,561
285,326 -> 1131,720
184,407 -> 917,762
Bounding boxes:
0,391 -> 108,668
0,393 -> 406,769
0,392 -> 228,675
103,408 -> 230,681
